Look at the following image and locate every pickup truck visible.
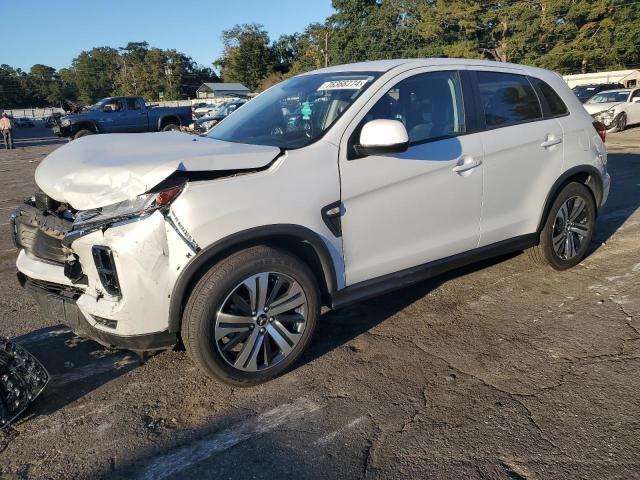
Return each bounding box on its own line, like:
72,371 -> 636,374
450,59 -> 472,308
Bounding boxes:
53,96 -> 193,140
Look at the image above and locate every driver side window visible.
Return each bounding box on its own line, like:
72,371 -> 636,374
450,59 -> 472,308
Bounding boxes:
364,70 -> 465,144
103,99 -> 124,112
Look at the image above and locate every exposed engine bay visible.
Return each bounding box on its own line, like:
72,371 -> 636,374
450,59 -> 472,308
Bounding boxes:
0,337 -> 49,428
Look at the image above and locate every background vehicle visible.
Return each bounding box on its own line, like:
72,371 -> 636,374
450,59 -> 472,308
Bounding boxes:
193,99 -> 247,133
14,117 -> 35,128
15,59 -> 609,386
572,83 -> 624,103
52,96 -> 193,139
583,88 -> 640,132
193,102 -> 220,117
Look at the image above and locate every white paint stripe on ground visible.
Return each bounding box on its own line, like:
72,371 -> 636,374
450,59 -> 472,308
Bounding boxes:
313,416 -> 364,446
139,397 -> 322,480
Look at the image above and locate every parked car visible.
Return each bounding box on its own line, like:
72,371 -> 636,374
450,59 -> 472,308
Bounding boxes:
572,83 -> 625,103
43,114 -> 62,128
193,102 -> 220,117
14,117 -> 35,128
583,88 -> 640,132
52,96 -> 193,140
192,99 -> 247,133
13,59 -> 610,385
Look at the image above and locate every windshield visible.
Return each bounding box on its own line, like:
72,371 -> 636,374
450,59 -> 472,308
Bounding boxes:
208,72 -> 380,149
587,91 -> 630,103
573,86 -> 598,100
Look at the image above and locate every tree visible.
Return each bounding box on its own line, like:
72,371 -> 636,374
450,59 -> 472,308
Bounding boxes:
215,24 -> 275,91
67,47 -> 120,104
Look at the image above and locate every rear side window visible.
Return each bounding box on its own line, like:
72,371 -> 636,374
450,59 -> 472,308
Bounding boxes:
127,98 -> 142,111
530,77 -> 568,117
476,71 -> 542,128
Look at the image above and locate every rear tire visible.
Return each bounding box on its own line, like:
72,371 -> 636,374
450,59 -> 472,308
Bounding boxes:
162,124 -> 180,132
73,129 -> 95,140
526,182 -> 596,270
182,246 -> 320,386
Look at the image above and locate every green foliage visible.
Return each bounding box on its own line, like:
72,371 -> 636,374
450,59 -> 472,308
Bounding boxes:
215,24 -> 275,91
0,43 -> 217,108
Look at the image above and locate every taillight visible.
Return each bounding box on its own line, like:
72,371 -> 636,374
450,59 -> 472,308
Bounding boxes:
593,121 -> 607,143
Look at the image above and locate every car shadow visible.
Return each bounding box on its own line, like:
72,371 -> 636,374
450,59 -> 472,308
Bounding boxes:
7,127 -> 66,149
589,151 -> 640,250
12,326 -> 140,419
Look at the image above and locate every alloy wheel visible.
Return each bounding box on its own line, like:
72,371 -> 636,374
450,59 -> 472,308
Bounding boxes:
214,272 -> 308,372
551,196 -> 591,260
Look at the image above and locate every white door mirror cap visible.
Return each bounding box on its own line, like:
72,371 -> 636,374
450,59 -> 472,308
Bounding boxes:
357,119 -> 409,155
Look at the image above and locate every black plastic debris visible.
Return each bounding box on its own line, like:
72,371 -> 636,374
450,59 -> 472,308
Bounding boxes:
0,337 -> 49,428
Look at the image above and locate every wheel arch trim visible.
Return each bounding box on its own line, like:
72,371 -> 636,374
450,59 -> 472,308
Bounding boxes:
167,224 -> 339,333
158,115 -> 181,130
537,165 -> 603,232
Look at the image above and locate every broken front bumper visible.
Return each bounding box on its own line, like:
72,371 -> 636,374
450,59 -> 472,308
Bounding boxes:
0,337 -> 49,428
17,274 -> 176,350
13,203 -> 194,350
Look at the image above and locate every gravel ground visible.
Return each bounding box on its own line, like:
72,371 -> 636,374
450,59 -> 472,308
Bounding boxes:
0,126 -> 639,480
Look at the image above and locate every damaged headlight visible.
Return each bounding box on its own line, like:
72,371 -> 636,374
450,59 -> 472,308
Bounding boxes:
594,108 -> 615,123
61,118 -> 72,127
72,184 -> 185,231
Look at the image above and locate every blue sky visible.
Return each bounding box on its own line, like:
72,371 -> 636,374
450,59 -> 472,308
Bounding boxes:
4,0 -> 335,71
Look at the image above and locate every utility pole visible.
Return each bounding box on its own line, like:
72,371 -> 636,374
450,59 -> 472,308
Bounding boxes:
165,59 -> 174,97
324,31 -> 329,68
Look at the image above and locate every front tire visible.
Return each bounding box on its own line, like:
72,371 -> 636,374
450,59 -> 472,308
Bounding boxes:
527,182 -> 596,270
162,124 -> 180,132
182,246 -> 320,386
73,129 -> 95,140
613,113 -> 627,132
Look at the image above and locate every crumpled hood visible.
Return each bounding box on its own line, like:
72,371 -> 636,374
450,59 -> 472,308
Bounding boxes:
583,102 -> 621,115
35,132 -> 281,210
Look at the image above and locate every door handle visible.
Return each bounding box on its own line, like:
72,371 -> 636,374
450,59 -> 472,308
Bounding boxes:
541,136 -> 562,148
452,159 -> 482,173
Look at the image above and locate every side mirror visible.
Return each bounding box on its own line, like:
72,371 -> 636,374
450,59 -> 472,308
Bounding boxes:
354,119 -> 409,157
102,105 -> 113,112
632,97 -> 640,103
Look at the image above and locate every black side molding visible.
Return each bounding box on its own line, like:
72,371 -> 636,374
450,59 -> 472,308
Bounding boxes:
330,233 -> 538,309
321,201 -> 343,237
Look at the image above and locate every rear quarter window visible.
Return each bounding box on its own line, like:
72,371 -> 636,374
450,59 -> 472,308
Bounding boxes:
476,71 -> 542,128
530,77 -> 568,117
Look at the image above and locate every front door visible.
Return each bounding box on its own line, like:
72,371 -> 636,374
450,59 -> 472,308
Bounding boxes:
97,98 -> 127,133
339,69 -> 484,286
628,89 -> 640,124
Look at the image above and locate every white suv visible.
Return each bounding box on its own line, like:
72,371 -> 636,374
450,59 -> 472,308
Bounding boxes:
12,59 -> 610,385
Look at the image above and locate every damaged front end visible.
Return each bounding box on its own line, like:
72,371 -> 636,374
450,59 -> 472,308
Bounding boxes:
12,186 -> 196,352
0,337 -> 49,428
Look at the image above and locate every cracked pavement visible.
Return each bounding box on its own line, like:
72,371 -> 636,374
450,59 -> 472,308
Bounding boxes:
0,127 -> 639,479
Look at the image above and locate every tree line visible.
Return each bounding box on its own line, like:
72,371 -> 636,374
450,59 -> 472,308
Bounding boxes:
0,42 -> 217,108
2,0 -> 639,108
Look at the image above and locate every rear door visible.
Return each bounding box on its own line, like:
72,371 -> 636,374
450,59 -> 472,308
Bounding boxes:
338,68 -> 484,285
124,98 -> 148,132
472,69 -> 564,246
